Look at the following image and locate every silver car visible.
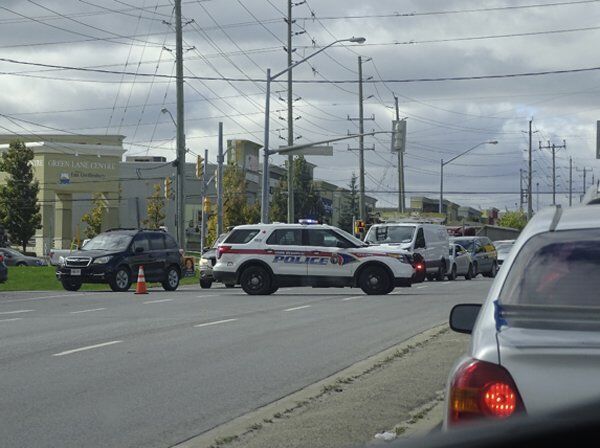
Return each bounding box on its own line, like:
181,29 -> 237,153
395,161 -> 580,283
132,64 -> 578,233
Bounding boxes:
447,244 -> 474,280
444,198 -> 600,428
0,247 -> 47,267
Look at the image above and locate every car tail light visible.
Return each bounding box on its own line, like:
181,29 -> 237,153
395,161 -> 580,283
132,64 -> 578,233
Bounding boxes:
415,263 -> 424,271
0,254 -> 3,263
217,245 -> 231,260
448,359 -> 525,426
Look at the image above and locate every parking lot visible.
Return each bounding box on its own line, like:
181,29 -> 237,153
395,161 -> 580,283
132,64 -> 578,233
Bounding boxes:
0,278 -> 491,448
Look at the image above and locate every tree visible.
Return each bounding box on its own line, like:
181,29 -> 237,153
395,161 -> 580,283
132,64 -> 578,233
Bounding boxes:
143,183 -> 166,229
269,156 -> 325,223
338,173 -> 359,233
206,163 -> 261,245
498,211 -> 528,231
0,140 -> 42,252
81,193 -> 105,239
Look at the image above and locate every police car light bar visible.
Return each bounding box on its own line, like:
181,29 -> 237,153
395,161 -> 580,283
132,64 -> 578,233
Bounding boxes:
299,219 -> 319,225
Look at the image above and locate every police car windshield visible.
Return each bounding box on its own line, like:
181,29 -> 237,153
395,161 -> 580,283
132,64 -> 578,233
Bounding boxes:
82,233 -> 133,251
365,225 -> 415,244
336,228 -> 368,247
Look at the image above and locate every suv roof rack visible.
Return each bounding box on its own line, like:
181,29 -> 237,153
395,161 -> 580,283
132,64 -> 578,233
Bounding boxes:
105,227 -> 166,233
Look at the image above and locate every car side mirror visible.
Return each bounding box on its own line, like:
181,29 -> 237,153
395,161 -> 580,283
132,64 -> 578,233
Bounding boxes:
450,304 -> 482,334
135,246 -> 144,254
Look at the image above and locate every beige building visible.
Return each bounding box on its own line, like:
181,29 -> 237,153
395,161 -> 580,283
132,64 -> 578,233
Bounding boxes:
0,135 -> 125,255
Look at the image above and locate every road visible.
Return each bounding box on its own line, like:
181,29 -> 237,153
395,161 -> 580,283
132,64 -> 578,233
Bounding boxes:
0,278 -> 492,448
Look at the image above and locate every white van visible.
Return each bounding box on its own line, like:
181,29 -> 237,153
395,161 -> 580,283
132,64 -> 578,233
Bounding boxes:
364,223 -> 449,282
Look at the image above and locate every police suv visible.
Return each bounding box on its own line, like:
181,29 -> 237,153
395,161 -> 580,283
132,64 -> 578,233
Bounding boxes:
212,222 -> 414,295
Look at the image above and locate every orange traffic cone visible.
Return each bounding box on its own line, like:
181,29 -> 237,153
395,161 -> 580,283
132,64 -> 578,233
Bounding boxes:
135,265 -> 148,294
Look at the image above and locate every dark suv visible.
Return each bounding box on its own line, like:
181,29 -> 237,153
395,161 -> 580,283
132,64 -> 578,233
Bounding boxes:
56,229 -> 184,292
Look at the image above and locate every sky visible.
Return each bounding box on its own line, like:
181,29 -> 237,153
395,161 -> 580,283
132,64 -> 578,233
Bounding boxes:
2,0 -> 600,212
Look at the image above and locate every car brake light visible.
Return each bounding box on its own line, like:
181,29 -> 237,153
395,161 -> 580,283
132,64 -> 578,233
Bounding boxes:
448,359 -> 525,426
415,263 -> 424,271
217,245 -> 231,260
0,255 -> 3,263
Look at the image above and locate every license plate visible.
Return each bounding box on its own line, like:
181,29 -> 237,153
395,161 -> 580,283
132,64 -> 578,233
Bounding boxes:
71,269 -> 81,276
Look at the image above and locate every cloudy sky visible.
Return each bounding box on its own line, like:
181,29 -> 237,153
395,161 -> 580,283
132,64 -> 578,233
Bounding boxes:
2,0 -> 600,211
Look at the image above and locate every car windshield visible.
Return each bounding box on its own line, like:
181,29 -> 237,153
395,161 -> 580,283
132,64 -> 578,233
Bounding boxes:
81,233 -> 133,251
452,239 -> 475,252
498,229 -> 600,328
495,243 -> 513,254
365,225 -> 415,244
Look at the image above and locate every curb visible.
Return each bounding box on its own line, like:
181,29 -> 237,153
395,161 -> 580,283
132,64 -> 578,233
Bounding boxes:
173,323 -> 448,448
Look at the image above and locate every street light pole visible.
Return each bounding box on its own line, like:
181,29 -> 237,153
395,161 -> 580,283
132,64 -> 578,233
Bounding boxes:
439,140 -> 498,215
260,37 -> 366,223
174,0 -> 186,248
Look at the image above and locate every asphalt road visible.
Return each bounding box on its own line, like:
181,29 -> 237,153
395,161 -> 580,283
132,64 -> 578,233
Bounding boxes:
0,278 -> 492,448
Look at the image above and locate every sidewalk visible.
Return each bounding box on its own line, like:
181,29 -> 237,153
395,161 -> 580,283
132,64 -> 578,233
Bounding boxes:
177,325 -> 469,448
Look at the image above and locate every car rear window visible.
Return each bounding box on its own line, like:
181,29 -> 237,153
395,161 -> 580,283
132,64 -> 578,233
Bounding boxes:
164,234 -> 178,249
498,229 -> 600,329
225,229 -> 260,244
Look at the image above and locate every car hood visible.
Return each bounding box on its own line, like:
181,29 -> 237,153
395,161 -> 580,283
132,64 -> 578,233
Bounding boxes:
66,250 -> 122,259
351,245 -> 410,255
368,242 -> 412,250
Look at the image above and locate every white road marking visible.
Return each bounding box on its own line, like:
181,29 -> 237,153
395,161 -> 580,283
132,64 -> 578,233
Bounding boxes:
70,308 -> 106,314
341,296 -> 362,301
53,340 -> 123,357
0,293 -> 89,304
142,299 -> 173,304
0,309 -> 34,315
416,285 -> 429,289
194,318 -> 238,328
442,282 -> 451,285
284,305 -> 312,312
196,295 -> 220,299
0,318 -> 22,323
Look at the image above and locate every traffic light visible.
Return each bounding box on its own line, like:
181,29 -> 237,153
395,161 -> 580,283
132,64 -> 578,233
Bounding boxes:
196,155 -> 204,178
203,196 -> 211,214
164,176 -> 172,199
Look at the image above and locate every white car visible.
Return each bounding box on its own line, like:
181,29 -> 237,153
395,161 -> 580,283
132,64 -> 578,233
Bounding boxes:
444,192 -> 600,429
447,244 -> 473,280
364,222 -> 449,282
213,222 -> 414,295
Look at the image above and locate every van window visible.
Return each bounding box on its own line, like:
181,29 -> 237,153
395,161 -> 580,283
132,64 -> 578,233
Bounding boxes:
224,229 -> 260,244
415,228 -> 426,248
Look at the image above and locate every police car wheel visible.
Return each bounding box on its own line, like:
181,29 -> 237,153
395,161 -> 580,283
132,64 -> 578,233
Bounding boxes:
240,266 -> 272,295
359,266 -> 391,295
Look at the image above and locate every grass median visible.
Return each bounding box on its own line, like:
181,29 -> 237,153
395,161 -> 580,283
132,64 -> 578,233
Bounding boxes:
0,266 -> 200,292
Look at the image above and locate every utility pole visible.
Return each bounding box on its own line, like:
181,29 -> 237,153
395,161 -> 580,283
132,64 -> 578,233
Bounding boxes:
527,119 -> 533,219
569,157 -> 573,206
395,96 -> 405,213
519,169 -> 524,211
347,57 -> 374,222
200,148 -> 208,253
174,0 -> 186,248
539,140 -> 566,206
576,166 -> 592,201
358,56 -> 366,222
217,122 -> 224,236
286,0 -> 294,224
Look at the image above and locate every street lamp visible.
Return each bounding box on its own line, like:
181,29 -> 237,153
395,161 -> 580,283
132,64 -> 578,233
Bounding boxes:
260,36 -> 366,223
161,107 -> 176,127
439,140 -> 498,214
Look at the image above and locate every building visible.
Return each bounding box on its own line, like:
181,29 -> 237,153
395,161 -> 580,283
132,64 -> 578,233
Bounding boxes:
410,196 -> 460,222
0,135 -> 374,254
457,206 -> 482,222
